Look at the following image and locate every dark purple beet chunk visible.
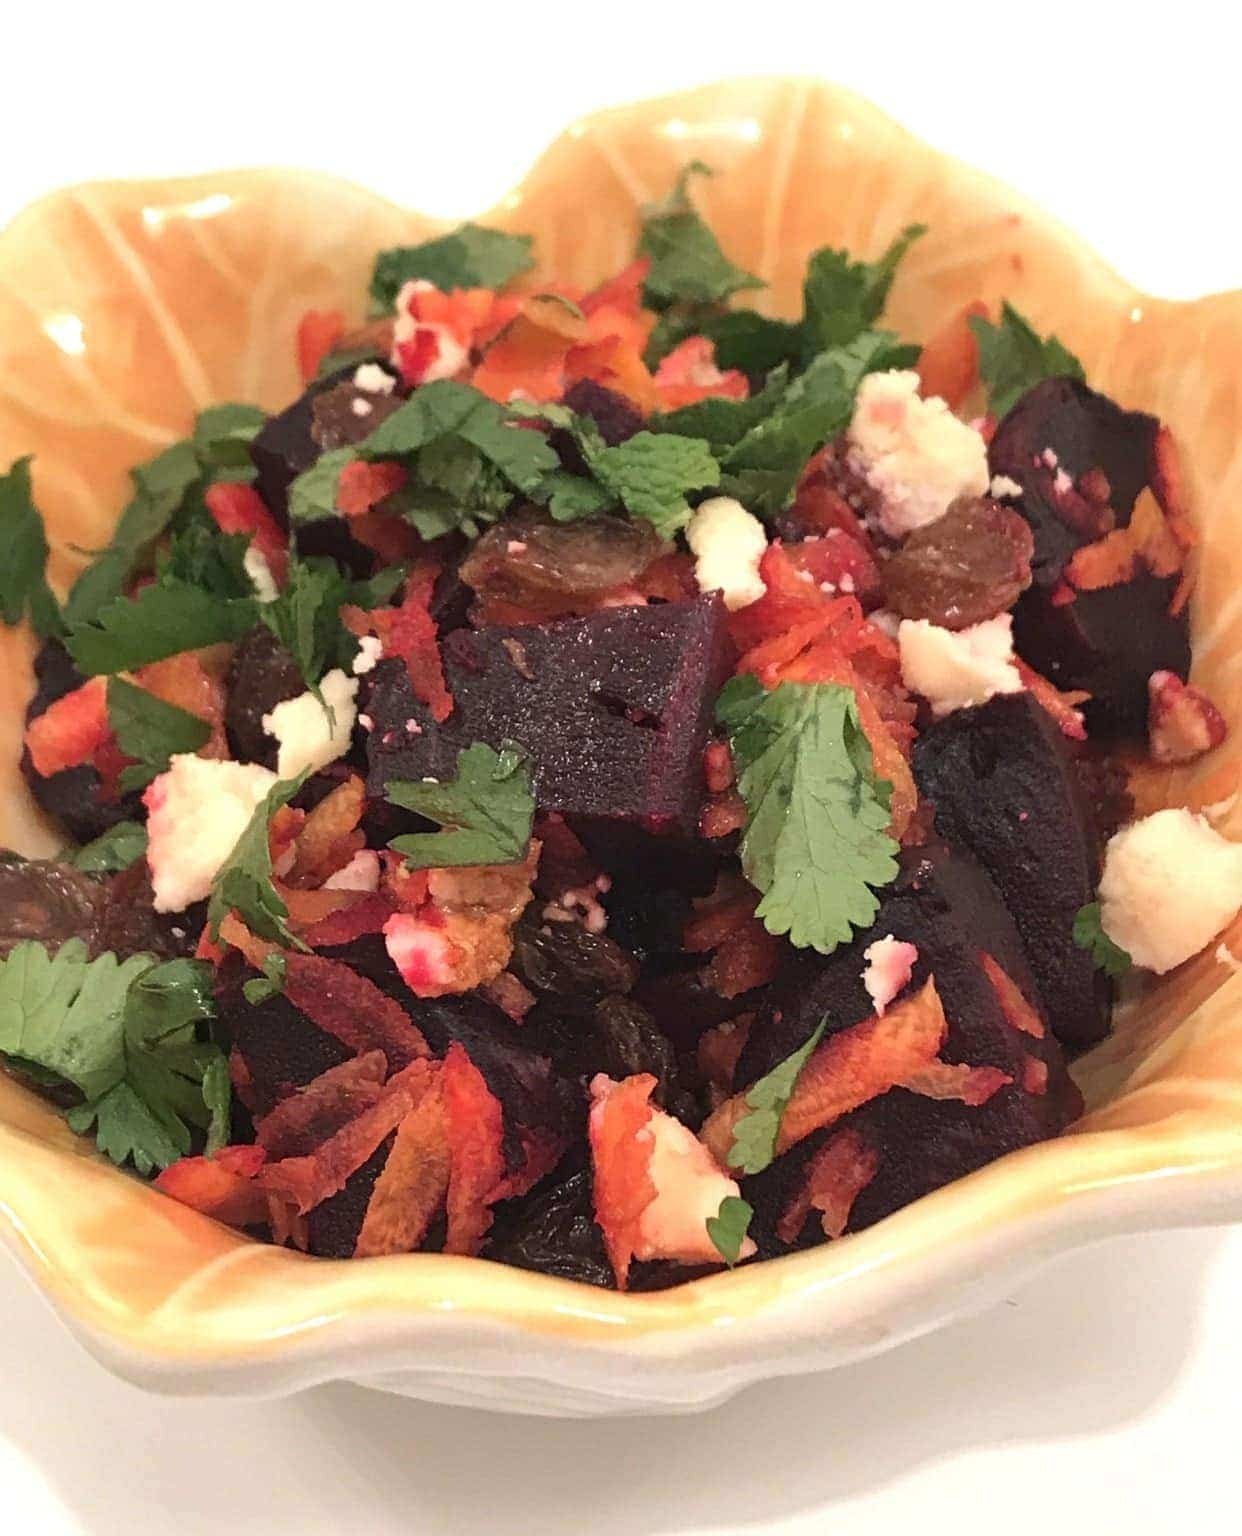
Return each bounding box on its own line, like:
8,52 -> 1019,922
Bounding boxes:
552,380 -> 645,475
365,596 -> 733,865
736,841 -> 1078,1251
21,640 -> 143,843
989,377 -> 1160,588
912,693 -> 1110,1052
1012,575 -> 1190,738
306,1134 -> 395,1259
224,625 -> 304,768
214,953 -> 351,1117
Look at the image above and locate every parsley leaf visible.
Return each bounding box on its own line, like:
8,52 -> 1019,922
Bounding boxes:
727,1016 -> 830,1174
287,447 -> 355,524
970,302 -> 1086,420
720,332 -> 917,515
192,402 -> 266,471
801,224 -> 926,357
243,951 -> 288,1005
639,162 -> 764,310
706,1194 -> 755,1267
362,380 -> 557,491
388,743 -> 535,869
369,224 -> 535,314
106,677 -> 211,793
62,821 -> 148,874
718,676 -> 899,953
259,555 -> 350,691
207,773 -> 309,949
0,458 -> 64,639
1072,901 -> 1132,978
65,579 -> 257,675
159,520 -> 254,599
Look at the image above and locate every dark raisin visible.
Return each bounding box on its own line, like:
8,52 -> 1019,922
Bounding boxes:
225,625 -> 304,767
882,496 -> 1034,629
0,860 -> 103,960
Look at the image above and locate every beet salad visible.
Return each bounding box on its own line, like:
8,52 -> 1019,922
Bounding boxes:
1,165 -> 1236,1288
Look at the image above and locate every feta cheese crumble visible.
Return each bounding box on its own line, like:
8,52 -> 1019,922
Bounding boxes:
352,362 -> 396,395
847,370 -> 989,538
1098,809 -> 1242,973
686,495 -> 768,611
261,669 -> 358,779
898,615 -> 1023,717
861,936 -> 919,1015
352,635 -> 384,675
243,545 -> 279,604
143,755 -> 278,913
324,848 -> 381,893
990,474 -> 1024,500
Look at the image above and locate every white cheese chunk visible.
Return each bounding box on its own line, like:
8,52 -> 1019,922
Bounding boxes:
243,545 -> 279,604
261,669 -> 358,780
1099,809 -> 1242,973
324,849 -> 381,893
352,635 -> 384,675
847,370 -> 989,538
636,1104 -> 756,1264
143,755 -> 278,913
861,936 -> 919,1015
686,495 -> 768,611
990,473 -> 1024,499
352,362 -> 395,395
898,615 -> 1022,717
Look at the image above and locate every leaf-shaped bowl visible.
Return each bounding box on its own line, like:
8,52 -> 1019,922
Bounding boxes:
2,77 -> 1241,1418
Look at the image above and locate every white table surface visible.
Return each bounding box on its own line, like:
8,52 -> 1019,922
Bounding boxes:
2,4 -> 1238,1530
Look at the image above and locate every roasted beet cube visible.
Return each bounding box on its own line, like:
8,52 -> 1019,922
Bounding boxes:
224,625 -> 304,768
305,1134 -> 396,1259
735,842 -> 1078,1252
21,639 -> 142,844
989,377 -> 1190,737
365,595 -> 733,868
913,692 -> 1110,1051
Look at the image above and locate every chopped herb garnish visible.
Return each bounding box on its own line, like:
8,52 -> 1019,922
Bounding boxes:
800,224 -> 926,358
584,432 -> 720,539
207,773 -> 310,949
387,743 -> 535,870
192,402 -> 266,470
717,676 -> 899,953
1072,901 -> 1132,978
706,1194 -> 755,1267
106,677 -> 212,793
369,224 -> 535,314
727,1016 -> 830,1175
0,942 -> 227,1174
970,302 -> 1086,420
63,821 -> 148,875
258,555 -> 352,692
639,162 -> 764,310
243,951 -> 288,1005
65,580 -> 257,675
0,457 -> 64,639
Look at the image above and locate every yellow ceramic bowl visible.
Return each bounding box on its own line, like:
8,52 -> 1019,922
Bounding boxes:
2,78 -> 1241,1417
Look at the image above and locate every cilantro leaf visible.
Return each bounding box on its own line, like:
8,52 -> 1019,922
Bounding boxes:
970,302 -> 1085,420
63,441 -> 202,626
192,402 -> 266,471
0,458 -> 64,639
388,743 -> 535,869
639,162 -> 764,310
207,773 -> 309,949
106,677 -> 211,792
727,1016 -> 830,1174
706,1194 -> 755,1266
586,432 -> 720,538
63,821 -> 148,875
1072,901 -> 1132,978
0,939 -> 153,1100
243,951 -> 288,1005
369,224 -> 535,314
720,331 -> 917,515
65,579 -> 257,675
801,224 -> 926,357
159,520 -> 254,599
259,555 -> 351,691
718,676 -> 899,953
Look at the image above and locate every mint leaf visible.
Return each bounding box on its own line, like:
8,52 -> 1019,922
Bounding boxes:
801,225 -> 926,357
369,224 -> 535,314
207,773 -> 309,948
639,162 -> 764,310
388,743 -> 535,869
727,1016 -> 830,1174
645,307 -> 802,375
0,458 -> 63,639
243,951 -> 288,1005
193,402 -> 265,471
106,677 -> 212,793
287,446 -> 356,524
718,676 -> 899,953
970,302 -> 1085,420
649,365 -> 791,450
587,432 -> 719,538
63,821 -> 148,874
720,331 -> 917,515
706,1194 -> 754,1266
1072,901 -> 1132,978
65,579 -> 256,675
259,555 -> 350,691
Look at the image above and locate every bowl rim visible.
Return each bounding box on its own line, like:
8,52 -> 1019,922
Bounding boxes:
2,73 -> 1241,1391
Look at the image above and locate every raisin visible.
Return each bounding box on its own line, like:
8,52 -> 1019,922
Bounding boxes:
0,860 -> 103,960
510,913 -> 640,1000
882,496 -> 1034,630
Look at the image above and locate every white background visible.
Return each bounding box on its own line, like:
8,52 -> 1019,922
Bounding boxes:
2,4 -> 1240,1531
